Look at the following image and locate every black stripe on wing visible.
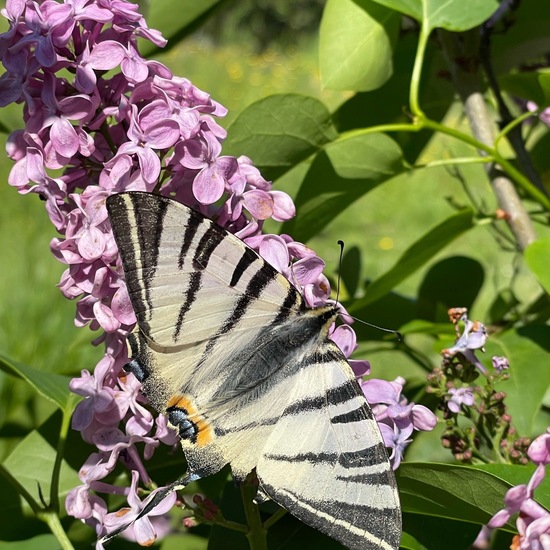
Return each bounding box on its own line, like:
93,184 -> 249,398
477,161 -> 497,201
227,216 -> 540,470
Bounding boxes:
201,262 -> 280,358
259,482 -> 400,550
271,285 -> 304,324
177,211 -> 202,269
284,378 -> 373,419
173,223 -> 225,341
331,403 -> 372,424
106,193 -> 168,335
263,442 -> 389,468
230,247 -> 258,287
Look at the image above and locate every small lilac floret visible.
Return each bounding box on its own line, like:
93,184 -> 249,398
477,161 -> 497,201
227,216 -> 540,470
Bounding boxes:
360,377 -> 437,468
447,387 -> 475,414
102,471 -> 176,545
492,355 -> 510,373
442,313 -> 489,374
529,430 -> 550,466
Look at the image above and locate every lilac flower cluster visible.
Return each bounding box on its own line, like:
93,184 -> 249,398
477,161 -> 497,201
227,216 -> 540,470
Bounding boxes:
428,309 -> 527,465
473,430 -> 550,549
0,0 -> 435,543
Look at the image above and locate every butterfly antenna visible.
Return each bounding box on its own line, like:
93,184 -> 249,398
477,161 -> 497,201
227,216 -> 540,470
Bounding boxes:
350,316 -> 402,342
334,241 -> 400,341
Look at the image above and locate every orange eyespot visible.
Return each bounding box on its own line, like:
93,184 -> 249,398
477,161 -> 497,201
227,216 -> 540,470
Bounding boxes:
165,394 -> 213,447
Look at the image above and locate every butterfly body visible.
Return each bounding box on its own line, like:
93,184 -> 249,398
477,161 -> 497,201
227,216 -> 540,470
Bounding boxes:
106,192 -> 401,550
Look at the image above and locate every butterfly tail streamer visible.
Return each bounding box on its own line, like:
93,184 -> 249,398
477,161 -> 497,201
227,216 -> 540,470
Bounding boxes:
99,473 -> 199,545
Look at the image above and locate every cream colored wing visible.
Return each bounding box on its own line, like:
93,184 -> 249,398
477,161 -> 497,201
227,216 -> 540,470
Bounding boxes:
107,192 -> 305,475
106,192 -> 401,549
255,341 -> 401,550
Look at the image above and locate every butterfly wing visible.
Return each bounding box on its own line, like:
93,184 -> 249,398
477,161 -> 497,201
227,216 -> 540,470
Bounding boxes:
256,340 -> 401,550
107,192 -> 306,476
106,192 -> 401,548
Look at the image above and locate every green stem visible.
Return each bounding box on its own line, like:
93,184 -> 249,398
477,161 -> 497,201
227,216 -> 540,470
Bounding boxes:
419,157 -> 492,169
39,511 -> 75,550
421,118 -> 493,155
50,396 -> 77,512
494,154 -> 550,210
495,109 -> 537,150
263,507 -> 287,530
215,517 -> 249,533
410,22 -> 430,119
422,119 -> 550,210
241,482 -> 268,550
0,464 -> 74,549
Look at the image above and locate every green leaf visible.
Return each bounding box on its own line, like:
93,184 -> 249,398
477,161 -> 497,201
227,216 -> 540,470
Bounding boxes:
397,462 -> 511,525
370,0 -> 499,32
525,238 -> 550,294
492,0 -> 550,74
0,354 -> 72,410
473,463 -> 550,511
141,0 -> 224,56
223,94 -> 338,181
0,534 -> 60,549
281,133 -> 404,242
400,531 -> 429,550
489,326 -> 550,436
320,0 -> 399,91
341,245 -> 362,299
161,533 -> 208,550
416,256 -> 484,321
402,514 -> 485,550
499,71 -> 550,107
2,428 -> 79,510
349,209 -> 475,311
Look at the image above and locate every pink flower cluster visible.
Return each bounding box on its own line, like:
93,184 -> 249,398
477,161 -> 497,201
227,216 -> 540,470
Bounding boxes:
474,430 -> 550,549
0,0 -> 435,544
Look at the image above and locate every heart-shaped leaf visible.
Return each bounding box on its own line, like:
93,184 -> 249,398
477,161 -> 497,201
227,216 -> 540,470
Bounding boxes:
320,0 -> 399,91
370,0 -> 499,32
223,94 -> 338,181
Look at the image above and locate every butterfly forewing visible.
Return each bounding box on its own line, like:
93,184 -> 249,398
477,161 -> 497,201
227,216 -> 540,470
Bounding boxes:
106,192 -> 401,549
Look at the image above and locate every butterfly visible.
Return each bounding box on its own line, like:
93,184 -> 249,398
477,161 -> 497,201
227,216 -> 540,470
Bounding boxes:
105,191 -> 401,549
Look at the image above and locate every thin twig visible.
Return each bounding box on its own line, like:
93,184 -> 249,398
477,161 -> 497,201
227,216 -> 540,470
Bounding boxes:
438,29 -> 537,251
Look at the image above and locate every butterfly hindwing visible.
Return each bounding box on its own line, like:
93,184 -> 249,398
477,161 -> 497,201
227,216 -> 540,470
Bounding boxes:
256,340 -> 401,550
106,192 -> 401,549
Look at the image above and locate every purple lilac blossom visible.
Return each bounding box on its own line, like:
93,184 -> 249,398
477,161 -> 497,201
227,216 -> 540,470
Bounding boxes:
447,387 -> 475,414
361,377 -> 437,469
482,429 -> 550,549
442,312 -> 489,374
492,355 -> 510,373
0,0 -> 434,542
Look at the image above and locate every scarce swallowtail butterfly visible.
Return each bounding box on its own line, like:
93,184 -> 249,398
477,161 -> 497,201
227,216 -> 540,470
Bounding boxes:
106,192 -> 401,550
